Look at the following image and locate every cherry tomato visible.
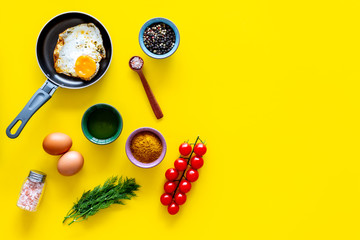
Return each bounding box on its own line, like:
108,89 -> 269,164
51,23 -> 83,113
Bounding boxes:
174,192 -> 187,205
179,143 -> 192,156
165,168 -> 179,181
160,193 -> 172,206
194,143 -> 207,156
168,202 -> 180,215
179,180 -> 191,193
164,181 -> 177,193
174,158 -> 188,171
190,156 -> 204,169
186,168 -> 199,182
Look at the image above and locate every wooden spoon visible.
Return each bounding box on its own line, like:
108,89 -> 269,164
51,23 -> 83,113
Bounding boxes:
129,56 -> 163,119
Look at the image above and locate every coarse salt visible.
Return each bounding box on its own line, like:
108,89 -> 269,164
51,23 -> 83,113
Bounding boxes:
17,170 -> 46,212
130,57 -> 144,70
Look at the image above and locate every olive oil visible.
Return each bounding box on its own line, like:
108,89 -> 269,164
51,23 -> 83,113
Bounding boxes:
87,108 -> 119,139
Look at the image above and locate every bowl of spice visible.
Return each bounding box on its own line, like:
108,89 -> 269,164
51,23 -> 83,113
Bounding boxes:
126,127 -> 167,168
139,17 -> 180,59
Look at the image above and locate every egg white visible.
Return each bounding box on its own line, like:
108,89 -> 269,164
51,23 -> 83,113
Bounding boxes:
53,23 -> 106,80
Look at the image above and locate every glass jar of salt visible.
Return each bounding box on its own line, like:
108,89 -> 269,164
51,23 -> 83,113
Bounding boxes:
17,170 -> 46,212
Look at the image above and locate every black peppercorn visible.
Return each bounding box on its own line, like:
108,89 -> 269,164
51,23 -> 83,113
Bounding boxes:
143,22 -> 176,55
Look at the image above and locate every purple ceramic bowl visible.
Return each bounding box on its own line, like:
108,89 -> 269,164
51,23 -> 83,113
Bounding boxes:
125,127 -> 167,168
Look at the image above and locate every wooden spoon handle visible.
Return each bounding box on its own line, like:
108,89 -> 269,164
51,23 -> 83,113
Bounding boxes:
138,71 -> 163,119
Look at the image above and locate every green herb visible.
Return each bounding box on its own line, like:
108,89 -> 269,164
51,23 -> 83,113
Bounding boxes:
63,176 -> 140,225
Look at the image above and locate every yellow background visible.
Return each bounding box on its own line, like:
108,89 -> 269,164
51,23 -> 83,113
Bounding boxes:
1,0 -> 360,239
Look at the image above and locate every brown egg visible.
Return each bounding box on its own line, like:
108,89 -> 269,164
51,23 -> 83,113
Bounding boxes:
57,151 -> 84,176
43,133 -> 72,155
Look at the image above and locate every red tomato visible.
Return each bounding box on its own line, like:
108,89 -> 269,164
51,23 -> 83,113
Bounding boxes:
179,180 -> 191,193
174,192 -> 187,205
179,143 -> 192,156
164,181 -> 177,193
168,202 -> 180,215
174,158 -> 188,171
190,156 -> 204,169
160,193 -> 172,206
186,168 -> 199,182
165,168 -> 179,181
194,143 -> 207,156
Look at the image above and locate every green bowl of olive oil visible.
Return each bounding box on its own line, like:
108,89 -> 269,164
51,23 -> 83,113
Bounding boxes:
82,103 -> 123,145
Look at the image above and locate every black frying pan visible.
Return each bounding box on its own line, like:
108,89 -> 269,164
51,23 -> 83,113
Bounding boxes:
6,12 -> 112,138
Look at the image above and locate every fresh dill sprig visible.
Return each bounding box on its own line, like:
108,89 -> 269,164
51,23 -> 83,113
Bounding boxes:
63,176 -> 140,225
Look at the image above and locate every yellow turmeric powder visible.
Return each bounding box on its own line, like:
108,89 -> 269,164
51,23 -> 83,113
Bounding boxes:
130,131 -> 163,163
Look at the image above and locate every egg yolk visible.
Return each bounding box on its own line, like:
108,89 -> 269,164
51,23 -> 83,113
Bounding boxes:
75,56 -> 96,79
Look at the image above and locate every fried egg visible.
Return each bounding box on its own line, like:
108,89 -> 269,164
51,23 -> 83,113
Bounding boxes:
53,23 -> 106,81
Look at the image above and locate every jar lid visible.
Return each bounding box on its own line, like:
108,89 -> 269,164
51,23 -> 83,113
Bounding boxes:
28,170 -> 47,183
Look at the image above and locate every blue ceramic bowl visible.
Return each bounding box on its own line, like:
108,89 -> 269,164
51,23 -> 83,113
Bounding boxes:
139,17 -> 180,59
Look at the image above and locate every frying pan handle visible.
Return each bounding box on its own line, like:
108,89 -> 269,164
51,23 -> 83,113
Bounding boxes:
6,80 -> 58,139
